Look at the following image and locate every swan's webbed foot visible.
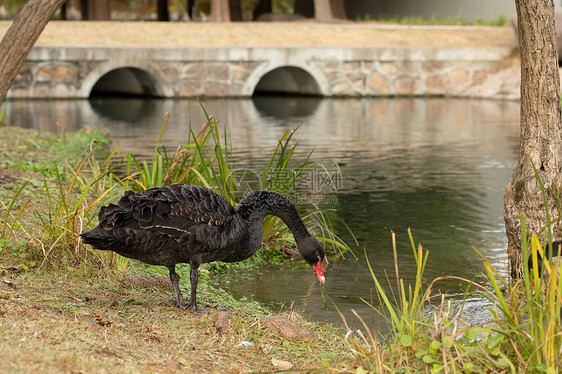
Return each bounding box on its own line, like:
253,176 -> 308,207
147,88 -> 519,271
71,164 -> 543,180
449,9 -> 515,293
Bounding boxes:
185,304 -> 211,313
167,299 -> 209,313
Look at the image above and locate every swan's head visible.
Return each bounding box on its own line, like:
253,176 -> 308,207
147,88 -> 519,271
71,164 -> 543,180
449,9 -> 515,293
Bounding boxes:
299,236 -> 326,285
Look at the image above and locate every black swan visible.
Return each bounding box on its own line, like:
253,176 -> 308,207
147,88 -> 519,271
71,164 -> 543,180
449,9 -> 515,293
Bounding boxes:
80,184 -> 326,312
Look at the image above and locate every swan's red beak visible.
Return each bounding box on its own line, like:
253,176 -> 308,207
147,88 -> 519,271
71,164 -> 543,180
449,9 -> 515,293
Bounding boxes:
313,262 -> 325,285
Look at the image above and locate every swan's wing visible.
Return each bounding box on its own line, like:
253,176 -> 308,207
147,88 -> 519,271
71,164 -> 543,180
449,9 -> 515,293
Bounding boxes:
163,184 -> 236,226
98,184 -> 237,239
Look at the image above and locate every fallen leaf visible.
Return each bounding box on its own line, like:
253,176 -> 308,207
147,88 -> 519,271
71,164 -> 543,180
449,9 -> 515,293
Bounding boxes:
237,340 -> 254,347
175,357 -> 189,366
148,335 -> 161,343
271,358 -> 293,370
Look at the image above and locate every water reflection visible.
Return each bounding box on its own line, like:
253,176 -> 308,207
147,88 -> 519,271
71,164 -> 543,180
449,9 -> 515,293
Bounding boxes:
4,97 -> 520,328
252,95 -> 321,119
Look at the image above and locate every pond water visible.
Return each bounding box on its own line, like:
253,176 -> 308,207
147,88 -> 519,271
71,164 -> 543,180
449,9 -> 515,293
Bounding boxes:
5,97 -> 520,329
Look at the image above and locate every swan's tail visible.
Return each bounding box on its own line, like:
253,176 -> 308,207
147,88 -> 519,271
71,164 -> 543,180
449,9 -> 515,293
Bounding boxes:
80,226 -> 113,250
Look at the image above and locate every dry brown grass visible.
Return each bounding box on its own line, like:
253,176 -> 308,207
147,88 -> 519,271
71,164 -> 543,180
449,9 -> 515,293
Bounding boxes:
0,21 -> 515,48
0,269 -> 350,373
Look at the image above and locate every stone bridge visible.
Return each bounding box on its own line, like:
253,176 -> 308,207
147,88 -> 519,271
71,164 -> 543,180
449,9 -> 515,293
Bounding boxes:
8,44 -> 510,98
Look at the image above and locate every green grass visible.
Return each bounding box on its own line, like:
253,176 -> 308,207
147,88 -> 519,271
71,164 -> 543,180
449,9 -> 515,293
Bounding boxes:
368,14 -> 510,27
1,128 -> 110,178
0,180 -> 29,242
0,126 -> 116,269
0,104 -> 5,124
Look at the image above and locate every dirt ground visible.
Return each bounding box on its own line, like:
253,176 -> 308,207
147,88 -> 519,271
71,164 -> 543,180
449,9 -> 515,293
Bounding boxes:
0,20 -> 516,48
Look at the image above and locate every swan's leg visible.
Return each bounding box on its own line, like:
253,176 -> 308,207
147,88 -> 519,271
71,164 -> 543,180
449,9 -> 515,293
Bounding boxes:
167,265 -> 187,309
188,262 -> 200,311
187,262 -> 209,313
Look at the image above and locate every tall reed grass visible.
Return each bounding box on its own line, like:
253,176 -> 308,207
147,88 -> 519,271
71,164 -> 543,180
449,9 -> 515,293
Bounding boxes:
3,104 -> 353,273
1,180 -> 30,243
344,231 -> 560,373
343,159 -> 561,373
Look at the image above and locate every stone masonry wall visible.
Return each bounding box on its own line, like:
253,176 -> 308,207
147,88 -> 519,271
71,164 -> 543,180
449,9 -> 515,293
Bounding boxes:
7,46 -> 511,99
10,59 -> 103,99
166,61 -> 262,97
315,60 -> 486,96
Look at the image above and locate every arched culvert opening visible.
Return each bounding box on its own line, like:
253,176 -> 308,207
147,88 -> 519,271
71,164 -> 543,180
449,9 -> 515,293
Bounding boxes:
253,67 -> 321,96
89,67 -> 163,98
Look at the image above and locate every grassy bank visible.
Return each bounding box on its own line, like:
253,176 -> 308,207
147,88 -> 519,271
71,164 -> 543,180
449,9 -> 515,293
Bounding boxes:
0,122 -> 352,372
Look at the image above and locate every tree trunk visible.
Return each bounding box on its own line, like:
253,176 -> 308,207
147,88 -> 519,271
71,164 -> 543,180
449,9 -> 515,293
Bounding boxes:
157,0 -> 170,21
187,0 -> 195,20
330,0 -> 347,19
88,0 -> 110,20
253,0 -> 271,20
80,0 -> 88,19
294,0 -> 314,18
313,0 -> 332,21
211,0 -> 230,22
0,0 -> 66,105
229,0 -> 242,21
504,0 -> 562,278
61,1 -> 68,20
79,0 -> 110,20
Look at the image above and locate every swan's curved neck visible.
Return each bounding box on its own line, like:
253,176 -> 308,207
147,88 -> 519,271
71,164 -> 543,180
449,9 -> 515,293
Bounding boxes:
237,190 -> 310,240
